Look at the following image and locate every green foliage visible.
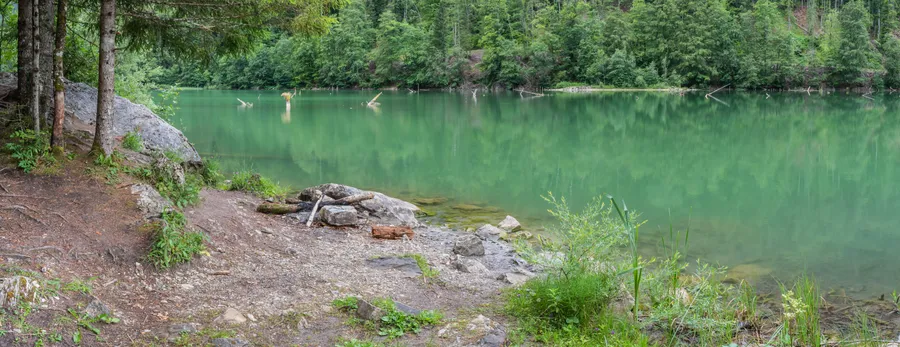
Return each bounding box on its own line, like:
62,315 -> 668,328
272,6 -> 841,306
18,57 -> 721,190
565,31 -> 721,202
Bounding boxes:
830,0 -> 879,85
4,130 -> 54,173
155,85 -> 182,123
228,170 -> 289,199
332,296 -> 359,311
199,159 -> 225,187
122,131 -> 144,152
371,299 -> 442,339
146,209 -> 207,269
334,338 -> 384,347
777,275 -> 822,346
63,278 -> 94,295
403,254 -> 439,279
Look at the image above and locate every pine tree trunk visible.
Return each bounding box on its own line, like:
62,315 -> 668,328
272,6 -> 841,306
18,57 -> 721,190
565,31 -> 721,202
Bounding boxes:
40,0 -> 56,127
51,0 -> 67,150
31,0 -> 41,133
17,0 -> 33,118
92,0 -> 116,156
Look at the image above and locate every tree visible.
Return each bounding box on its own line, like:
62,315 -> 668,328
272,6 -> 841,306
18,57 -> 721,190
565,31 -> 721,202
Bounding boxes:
51,0 -> 67,149
830,0 -> 876,86
92,0 -> 115,155
30,0 -> 42,132
17,0 -> 33,121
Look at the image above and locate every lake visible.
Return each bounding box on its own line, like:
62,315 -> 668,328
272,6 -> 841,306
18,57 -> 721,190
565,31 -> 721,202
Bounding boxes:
173,89 -> 900,296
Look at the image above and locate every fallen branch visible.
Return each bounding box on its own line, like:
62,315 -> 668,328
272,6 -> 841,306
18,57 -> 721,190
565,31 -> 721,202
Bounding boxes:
209,270 -> 231,276
0,194 -> 50,200
52,212 -> 71,224
516,89 -> 545,97
707,94 -> 729,106
237,98 -> 253,107
0,182 -> 7,193
367,92 -> 383,107
28,246 -> 64,253
705,84 -> 730,99
258,193 -> 376,215
307,195 -> 325,227
257,203 -> 303,215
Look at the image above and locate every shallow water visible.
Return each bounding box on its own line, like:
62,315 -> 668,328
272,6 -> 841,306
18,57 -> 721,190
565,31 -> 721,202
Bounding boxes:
173,90 -> 900,295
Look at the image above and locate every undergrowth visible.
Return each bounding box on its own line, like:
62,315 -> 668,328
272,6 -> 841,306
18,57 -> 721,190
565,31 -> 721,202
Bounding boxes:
4,129 -> 55,173
403,254 -> 440,279
228,170 -> 288,199
331,296 -> 442,340
122,131 -> 144,151
146,209 -> 207,269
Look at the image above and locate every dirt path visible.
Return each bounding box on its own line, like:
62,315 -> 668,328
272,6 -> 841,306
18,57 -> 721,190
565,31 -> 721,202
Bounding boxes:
0,161 -> 524,346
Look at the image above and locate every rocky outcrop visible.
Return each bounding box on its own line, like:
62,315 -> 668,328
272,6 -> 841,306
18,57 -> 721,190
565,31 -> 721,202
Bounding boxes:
130,184 -> 172,218
0,73 -> 201,164
299,183 -> 420,227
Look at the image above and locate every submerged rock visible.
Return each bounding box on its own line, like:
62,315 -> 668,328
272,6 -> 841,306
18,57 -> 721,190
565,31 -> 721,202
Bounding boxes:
497,215 -> 521,231
300,183 -> 420,226
320,205 -> 359,226
453,234 -> 485,256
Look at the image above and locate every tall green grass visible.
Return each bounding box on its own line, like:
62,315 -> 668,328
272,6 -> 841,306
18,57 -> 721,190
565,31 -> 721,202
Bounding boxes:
228,170 -> 289,199
610,196 -> 643,318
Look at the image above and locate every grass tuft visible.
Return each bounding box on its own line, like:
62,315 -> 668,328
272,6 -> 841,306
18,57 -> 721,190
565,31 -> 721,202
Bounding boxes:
146,209 -> 207,269
122,131 -> 144,151
228,170 -> 289,199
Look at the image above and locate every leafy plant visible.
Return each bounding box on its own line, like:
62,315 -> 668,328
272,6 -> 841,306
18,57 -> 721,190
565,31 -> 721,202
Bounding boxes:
122,131 -> 144,151
198,158 -> 225,187
778,275 -> 821,346
228,170 -> 289,199
403,254 -> 439,279
332,296 -> 359,311
146,209 -> 207,269
5,129 -> 54,173
63,278 -> 94,295
362,299 -> 443,340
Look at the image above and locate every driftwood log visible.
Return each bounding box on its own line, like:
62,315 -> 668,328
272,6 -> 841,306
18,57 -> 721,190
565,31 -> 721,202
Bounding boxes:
257,193 -> 376,215
371,225 -> 414,240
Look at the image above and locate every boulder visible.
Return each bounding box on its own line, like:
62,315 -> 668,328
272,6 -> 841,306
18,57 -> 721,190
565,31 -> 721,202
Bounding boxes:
475,224 -> 504,241
320,206 -> 359,226
0,73 -> 201,163
130,184 -> 172,218
453,258 -> 489,274
300,183 -> 420,227
453,234 -> 485,256
64,81 -> 202,163
497,215 -> 522,231
499,269 -> 535,285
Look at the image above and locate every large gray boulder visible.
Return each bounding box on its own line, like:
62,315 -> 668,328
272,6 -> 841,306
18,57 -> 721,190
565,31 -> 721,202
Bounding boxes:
453,234 -> 485,256
300,183 -> 420,227
320,205 -> 359,226
0,73 -> 201,164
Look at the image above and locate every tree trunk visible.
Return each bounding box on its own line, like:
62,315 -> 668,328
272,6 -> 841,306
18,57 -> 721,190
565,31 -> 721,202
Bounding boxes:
51,0 -> 67,150
17,0 -> 33,119
92,0 -> 116,156
40,0 -> 56,127
31,0 -> 41,133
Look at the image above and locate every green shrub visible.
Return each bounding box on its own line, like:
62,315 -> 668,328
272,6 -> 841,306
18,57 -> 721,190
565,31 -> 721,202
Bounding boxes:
332,296 -> 359,311
155,174 -> 201,208
198,159 -> 225,187
147,209 -> 207,269
507,270 -> 616,329
122,131 -> 144,151
228,170 -> 288,199
371,299 -> 442,339
5,129 -> 54,173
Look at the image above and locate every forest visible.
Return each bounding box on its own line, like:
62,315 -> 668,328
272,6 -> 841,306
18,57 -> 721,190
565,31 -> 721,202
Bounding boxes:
145,0 -> 899,89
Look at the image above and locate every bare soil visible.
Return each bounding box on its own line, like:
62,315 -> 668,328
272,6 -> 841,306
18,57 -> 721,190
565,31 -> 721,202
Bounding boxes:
0,156 -> 518,347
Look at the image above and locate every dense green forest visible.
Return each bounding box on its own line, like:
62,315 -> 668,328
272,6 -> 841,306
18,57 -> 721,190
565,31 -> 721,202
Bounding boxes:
149,0 -> 900,90
1,0 -> 899,96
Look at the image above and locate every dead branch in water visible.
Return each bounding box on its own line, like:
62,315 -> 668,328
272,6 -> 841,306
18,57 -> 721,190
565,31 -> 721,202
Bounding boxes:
367,92 -> 383,107
237,98 -> 253,107
516,89 -> 544,97
705,84 -> 730,99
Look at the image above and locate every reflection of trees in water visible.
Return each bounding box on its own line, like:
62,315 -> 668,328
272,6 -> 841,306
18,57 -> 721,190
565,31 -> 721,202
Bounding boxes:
178,91 -> 900,291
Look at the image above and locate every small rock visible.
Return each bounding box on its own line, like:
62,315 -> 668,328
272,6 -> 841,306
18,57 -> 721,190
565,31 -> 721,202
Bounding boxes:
394,301 -> 422,316
286,212 -> 312,222
180,284 -> 194,291
130,184 -> 173,218
437,324 -> 453,338
211,338 -> 250,347
475,224 -> 504,241
453,234 -> 485,256
356,299 -> 384,321
453,259 -> 489,274
497,216 -> 521,231
83,298 -> 111,318
499,272 -> 531,285
152,157 -> 186,186
167,323 -> 199,335
365,256 -> 422,277
479,325 -> 508,347
259,228 -> 273,235
467,315 -> 494,334
320,206 -> 359,226
218,307 -> 247,324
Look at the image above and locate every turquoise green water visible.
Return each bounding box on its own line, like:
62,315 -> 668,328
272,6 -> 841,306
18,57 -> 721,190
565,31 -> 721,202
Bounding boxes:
173,90 -> 900,295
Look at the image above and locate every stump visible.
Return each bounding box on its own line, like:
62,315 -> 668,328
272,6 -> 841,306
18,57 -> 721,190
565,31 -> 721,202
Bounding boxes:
371,225 -> 414,240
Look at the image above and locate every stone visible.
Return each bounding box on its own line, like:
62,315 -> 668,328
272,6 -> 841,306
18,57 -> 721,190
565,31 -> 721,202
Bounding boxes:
211,338 -> 250,347
467,315 -> 494,335
453,234 -> 485,256
168,323 -> 199,335
393,302 -> 422,316
475,224 -> 504,241
411,197 -> 449,205
356,299 -> 384,321
365,256 -> 422,277
0,276 -> 40,308
499,272 -> 531,285
130,184 -> 172,218
58,77 -> 201,163
218,308 -> 247,324
83,298 -> 111,318
479,326 -> 508,347
453,259 -> 489,274
152,156 -> 186,186
300,184 -> 421,226
320,206 -> 359,226
497,215 -> 521,231
287,212 -> 312,222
